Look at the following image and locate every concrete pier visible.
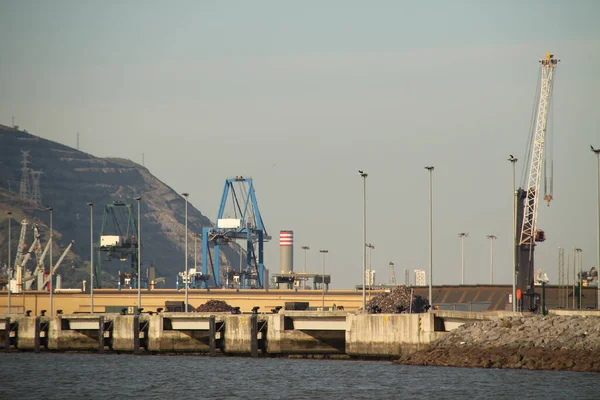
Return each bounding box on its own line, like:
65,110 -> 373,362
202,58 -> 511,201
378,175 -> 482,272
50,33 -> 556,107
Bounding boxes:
0,311 -> 450,357
0,310 -> 537,357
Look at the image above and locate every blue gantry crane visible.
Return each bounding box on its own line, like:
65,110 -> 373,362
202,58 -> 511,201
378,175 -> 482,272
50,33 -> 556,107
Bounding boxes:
201,176 -> 270,288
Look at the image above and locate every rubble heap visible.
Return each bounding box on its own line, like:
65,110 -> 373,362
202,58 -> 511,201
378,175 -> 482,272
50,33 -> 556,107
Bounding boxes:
366,286 -> 429,313
194,299 -> 235,312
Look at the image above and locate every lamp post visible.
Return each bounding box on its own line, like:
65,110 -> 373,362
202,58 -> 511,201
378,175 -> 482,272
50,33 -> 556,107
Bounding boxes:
194,233 -> 198,271
182,193 -> 189,312
486,235 -> 497,285
366,243 -> 374,300
458,233 -> 468,285
301,245 -> 310,290
87,203 -> 94,313
508,155 -> 518,312
48,207 -> 53,316
425,166 -> 434,307
320,249 -> 328,310
575,248 -> 583,309
134,196 -> 142,311
359,170 -> 368,311
591,145 -> 600,309
6,211 -> 12,313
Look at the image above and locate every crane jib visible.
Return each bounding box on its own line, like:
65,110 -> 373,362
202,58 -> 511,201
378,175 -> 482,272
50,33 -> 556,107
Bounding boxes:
519,54 -> 559,247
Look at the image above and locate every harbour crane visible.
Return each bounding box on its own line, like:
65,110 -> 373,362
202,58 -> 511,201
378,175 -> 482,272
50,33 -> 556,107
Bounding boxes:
201,176 -> 270,289
516,52 -> 559,311
97,201 -> 140,288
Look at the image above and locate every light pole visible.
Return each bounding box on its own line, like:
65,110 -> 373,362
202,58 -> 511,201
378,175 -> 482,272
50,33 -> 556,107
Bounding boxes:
320,249 -> 328,310
48,207 -> 53,316
508,155 -> 518,312
87,203 -> 94,313
425,166 -> 434,307
366,243 -> 374,300
458,233 -> 468,285
194,233 -> 198,271
359,170 -> 368,311
301,245 -> 310,290
6,211 -> 11,313
182,192 -> 189,312
134,196 -> 142,311
575,248 -> 583,309
591,145 -> 600,308
486,235 -> 497,284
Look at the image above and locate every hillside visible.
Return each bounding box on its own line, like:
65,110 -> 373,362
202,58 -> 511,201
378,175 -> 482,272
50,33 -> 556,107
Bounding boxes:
0,124 -> 239,288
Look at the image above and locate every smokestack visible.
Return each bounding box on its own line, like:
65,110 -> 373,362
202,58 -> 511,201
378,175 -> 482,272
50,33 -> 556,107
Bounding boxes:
279,230 -> 294,274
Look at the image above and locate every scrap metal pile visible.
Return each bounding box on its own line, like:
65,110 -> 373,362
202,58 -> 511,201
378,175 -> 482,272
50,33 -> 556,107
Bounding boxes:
194,299 -> 235,312
366,286 -> 429,314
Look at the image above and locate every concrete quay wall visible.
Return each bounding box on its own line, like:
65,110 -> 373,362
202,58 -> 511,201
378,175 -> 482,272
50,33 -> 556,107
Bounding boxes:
1,312 -> 447,357
346,313 -> 446,357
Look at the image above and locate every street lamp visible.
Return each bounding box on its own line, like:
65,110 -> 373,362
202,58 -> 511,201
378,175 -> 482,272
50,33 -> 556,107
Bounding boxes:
48,207 -> 53,316
425,166 -> 434,307
182,192 -> 189,312
134,196 -> 142,310
320,249 -> 328,310
508,155 -> 518,312
575,248 -> 583,309
366,243 -> 375,300
301,245 -> 310,290
591,145 -> 600,309
486,235 -> 497,284
194,233 -> 199,271
458,233 -> 468,285
6,211 -> 12,313
359,169 -> 368,311
87,203 -> 94,313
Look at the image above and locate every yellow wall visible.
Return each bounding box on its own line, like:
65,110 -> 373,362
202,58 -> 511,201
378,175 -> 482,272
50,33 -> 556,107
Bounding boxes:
0,288 -> 368,315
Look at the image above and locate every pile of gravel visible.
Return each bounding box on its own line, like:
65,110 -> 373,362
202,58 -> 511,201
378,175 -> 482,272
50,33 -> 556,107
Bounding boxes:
366,286 -> 429,314
194,299 -> 235,312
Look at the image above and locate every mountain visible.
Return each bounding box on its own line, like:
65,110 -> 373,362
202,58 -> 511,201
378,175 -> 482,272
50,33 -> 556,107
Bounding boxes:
0,124 -> 239,288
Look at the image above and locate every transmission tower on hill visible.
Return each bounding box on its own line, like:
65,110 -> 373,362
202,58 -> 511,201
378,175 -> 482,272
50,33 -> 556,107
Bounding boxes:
19,150 -> 31,202
30,170 -> 43,206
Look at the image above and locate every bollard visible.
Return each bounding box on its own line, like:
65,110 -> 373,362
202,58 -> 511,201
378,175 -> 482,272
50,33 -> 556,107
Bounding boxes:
34,317 -> 41,353
133,315 -> 140,354
98,316 -> 105,354
209,316 -> 216,356
250,314 -> 258,358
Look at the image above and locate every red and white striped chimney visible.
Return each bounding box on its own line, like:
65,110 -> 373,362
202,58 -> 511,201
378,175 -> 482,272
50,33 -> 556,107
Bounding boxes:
279,230 -> 294,274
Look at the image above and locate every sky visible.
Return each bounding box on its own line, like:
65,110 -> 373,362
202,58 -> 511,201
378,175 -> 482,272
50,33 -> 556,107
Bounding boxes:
1,0 -> 599,289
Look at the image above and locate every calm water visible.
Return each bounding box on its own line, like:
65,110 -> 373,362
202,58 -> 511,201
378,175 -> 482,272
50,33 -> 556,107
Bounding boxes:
1,353 -> 597,399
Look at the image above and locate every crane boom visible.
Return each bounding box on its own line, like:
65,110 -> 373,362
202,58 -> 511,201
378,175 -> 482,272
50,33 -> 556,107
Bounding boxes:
42,240 -> 74,287
22,238 -> 52,283
13,219 -> 28,269
519,53 -> 559,246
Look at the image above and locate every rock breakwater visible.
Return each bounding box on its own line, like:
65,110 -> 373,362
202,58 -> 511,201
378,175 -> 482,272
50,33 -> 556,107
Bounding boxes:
397,315 -> 600,372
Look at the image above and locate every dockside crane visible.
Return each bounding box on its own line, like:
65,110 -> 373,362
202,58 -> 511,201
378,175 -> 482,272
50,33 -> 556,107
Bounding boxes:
516,52 -> 559,311
201,177 -> 271,289
97,201 -> 140,288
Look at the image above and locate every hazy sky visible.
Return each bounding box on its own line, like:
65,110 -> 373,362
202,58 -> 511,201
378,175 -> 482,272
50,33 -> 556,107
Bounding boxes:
1,0 -> 599,289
